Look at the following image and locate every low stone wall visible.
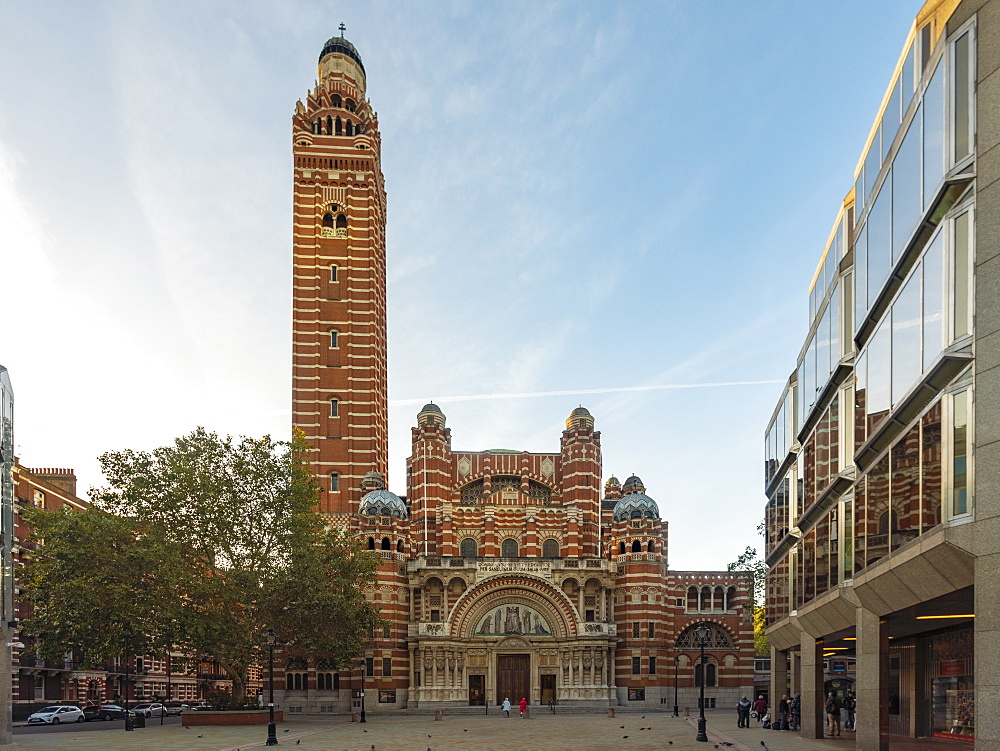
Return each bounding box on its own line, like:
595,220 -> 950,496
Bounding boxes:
182,710 -> 284,726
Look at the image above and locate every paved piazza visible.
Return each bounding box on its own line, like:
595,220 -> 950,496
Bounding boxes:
7,712 -> 866,751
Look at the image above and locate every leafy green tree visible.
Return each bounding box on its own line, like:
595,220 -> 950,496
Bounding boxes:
23,428 -> 381,703
727,534 -> 771,657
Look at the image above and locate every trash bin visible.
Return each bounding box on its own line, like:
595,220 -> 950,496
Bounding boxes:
132,712 -> 146,728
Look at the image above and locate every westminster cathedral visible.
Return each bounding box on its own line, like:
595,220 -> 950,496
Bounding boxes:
286,31 -> 752,712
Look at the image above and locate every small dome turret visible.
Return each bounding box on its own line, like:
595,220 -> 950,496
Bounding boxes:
622,474 -> 646,494
603,476 -> 623,501
612,475 -> 659,521
319,34 -> 365,72
418,402 -> 446,429
566,406 -> 595,431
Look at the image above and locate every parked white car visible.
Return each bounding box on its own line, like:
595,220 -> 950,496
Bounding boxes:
131,702 -> 166,718
27,705 -> 84,724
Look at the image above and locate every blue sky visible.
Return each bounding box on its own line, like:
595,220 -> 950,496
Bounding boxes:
0,0 -> 918,569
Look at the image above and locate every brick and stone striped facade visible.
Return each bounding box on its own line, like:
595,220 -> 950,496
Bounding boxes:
285,33 -> 753,714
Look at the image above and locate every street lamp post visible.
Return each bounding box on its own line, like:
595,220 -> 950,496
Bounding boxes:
695,622 -> 710,743
359,658 -> 367,723
673,655 -> 679,717
265,628 -> 277,746
123,625 -> 133,733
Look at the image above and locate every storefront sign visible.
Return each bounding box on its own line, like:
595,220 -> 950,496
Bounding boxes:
940,659 -> 966,677
832,660 -> 846,673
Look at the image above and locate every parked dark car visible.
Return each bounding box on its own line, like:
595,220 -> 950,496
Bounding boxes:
83,704 -> 128,722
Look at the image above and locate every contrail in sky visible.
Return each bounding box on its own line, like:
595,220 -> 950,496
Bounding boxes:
388,379 -> 784,407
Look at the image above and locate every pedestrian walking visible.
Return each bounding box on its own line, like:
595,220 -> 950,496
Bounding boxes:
844,691 -> 856,730
825,692 -> 842,736
502,697 -> 511,718
737,696 -> 752,727
519,697 -> 527,717
752,695 -> 768,725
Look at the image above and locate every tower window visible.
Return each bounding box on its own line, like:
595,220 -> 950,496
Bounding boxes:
542,539 -> 560,558
330,331 -> 338,348
632,622 -> 640,638
460,538 -> 478,558
501,539 -> 518,558
396,539 -> 404,553
647,541 -> 655,553
648,622 -> 655,639
326,115 -> 332,135
330,473 -> 339,492
332,94 -> 342,107
335,116 -> 342,135
367,537 -> 375,550
618,542 -> 626,555
345,121 -> 354,137
330,399 -> 339,417
381,537 -> 390,550
322,213 -> 334,228
631,540 -> 642,553
330,265 -> 338,282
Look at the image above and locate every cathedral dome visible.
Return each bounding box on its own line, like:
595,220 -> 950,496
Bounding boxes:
359,488 -> 407,519
420,402 -> 442,414
621,474 -> 646,494
319,34 -> 365,73
612,474 -> 658,520
612,492 -> 659,521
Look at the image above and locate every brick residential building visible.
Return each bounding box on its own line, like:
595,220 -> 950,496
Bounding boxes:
285,32 -> 753,713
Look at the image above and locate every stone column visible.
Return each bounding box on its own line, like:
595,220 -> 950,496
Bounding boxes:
770,646 -> 787,709
856,607 -> 889,751
800,631 -> 825,740
977,551 -> 1000,747
791,652 -> 801,695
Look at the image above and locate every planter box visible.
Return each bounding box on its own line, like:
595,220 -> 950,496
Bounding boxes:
182,710 -> 284,726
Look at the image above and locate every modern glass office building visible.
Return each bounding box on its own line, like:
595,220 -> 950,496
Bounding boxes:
762,0 -> 998,747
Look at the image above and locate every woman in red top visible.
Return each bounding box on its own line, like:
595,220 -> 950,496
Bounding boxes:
752,695 -> 768,724
519,697 -> 527,717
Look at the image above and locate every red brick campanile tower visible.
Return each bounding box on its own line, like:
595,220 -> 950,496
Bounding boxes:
292,30 -> 388,517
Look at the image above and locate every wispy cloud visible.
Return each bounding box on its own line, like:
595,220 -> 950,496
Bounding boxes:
389,378 -> 782,407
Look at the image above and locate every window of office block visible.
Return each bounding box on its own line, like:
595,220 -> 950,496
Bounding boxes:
952,29 -> 972,163
867,179 -> 892,310
953,211 -> 971,340
923,62 -> 945,209
952,388 -> 970,517
891,270 -> 921,404
841,496 -> 854,581
892,110 -> 922,263
923,233 -> 944,371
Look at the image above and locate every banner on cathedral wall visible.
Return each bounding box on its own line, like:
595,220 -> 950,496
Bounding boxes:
477,561 -> 552,575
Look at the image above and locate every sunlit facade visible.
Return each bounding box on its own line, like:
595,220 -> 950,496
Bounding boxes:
763,0 -> 997,747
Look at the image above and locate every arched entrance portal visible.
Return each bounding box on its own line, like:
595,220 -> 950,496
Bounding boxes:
410,573 -> 616,708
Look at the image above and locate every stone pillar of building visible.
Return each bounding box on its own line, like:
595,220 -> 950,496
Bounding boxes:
791,652 -> 801,695
856,607 -> 888,751
799,632 -> 824,740
770,646 -> 787,708
976,552 -> 1000,746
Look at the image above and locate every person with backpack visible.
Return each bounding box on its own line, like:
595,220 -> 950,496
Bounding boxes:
737,696 -> 752,727
825,692 -> 842,736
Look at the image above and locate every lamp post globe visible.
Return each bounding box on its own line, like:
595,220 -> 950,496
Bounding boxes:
265,628 -> 278,746
694,622 -> 710,743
